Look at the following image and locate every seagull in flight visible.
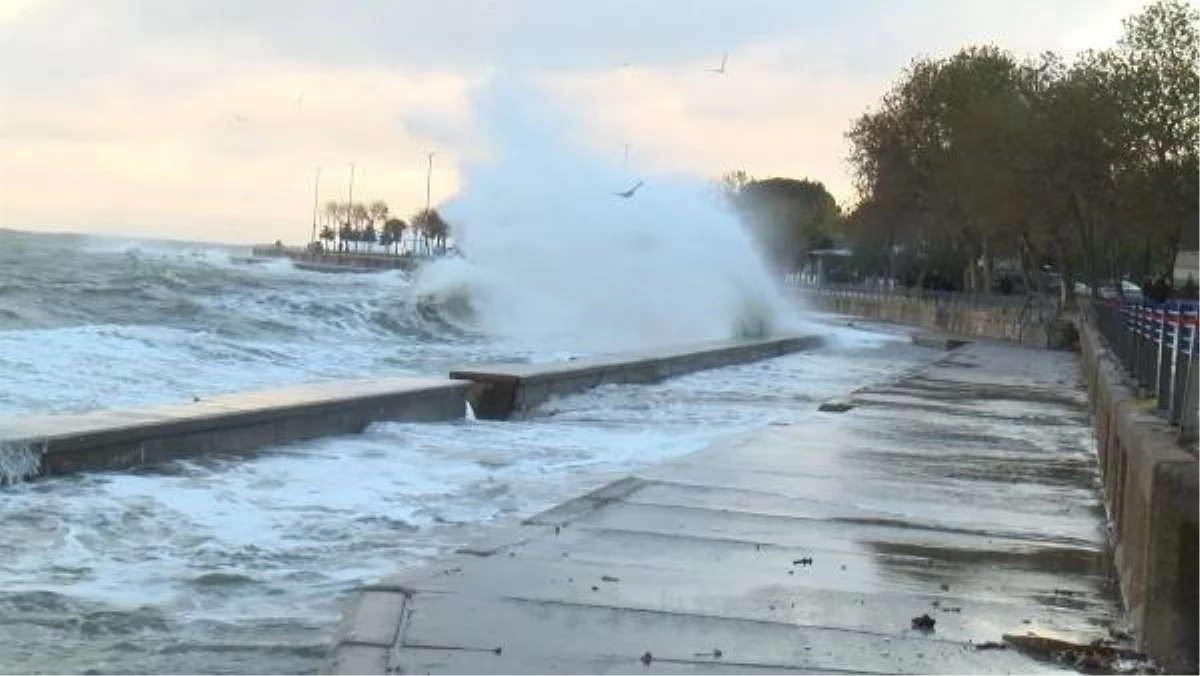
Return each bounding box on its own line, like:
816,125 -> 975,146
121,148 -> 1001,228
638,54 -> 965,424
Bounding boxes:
613,179 -> 644,199
707,51 -> 728,75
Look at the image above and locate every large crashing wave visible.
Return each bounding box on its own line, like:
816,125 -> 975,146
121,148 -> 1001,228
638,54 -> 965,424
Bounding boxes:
422,75 -> 799,354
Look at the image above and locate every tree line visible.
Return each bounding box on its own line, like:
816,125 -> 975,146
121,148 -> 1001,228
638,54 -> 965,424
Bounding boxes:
316,200 -> 451,256
843,0 -> 1198,298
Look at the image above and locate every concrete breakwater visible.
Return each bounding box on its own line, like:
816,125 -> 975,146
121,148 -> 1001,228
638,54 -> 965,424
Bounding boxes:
452,335 -> 823,420
0,336 -> 820,481
1078,315 -> 1198,674
0,378 -> 468,481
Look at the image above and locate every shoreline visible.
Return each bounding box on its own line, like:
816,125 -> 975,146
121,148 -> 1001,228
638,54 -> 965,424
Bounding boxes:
250,244 -> 449,273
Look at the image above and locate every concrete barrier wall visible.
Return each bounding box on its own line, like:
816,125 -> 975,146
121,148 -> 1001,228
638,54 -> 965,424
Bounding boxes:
804,290 -> 1070,347
450,335 -> 823,420
0,378 -> 467,480
1078,317 -> 1198,674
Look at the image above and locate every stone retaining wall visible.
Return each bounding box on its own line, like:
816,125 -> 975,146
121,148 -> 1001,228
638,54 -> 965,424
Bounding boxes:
803,289 -> 1073,348
1078,317 -> 1198,674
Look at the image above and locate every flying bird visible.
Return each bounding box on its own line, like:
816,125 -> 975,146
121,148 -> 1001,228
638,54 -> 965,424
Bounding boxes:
613,180 -> 644,199
707,51 -> 728,75
234,114 -> 249,123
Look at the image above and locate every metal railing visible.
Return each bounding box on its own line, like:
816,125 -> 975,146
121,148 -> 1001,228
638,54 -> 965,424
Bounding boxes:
1088,297 -> 1199,443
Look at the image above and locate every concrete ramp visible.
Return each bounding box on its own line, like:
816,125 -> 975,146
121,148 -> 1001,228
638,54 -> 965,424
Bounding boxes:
0,377 -> 467,479
451,335 -> 823,419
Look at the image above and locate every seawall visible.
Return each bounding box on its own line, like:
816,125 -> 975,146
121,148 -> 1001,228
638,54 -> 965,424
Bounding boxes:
1078,315 -> 1199,674
0,337 -> 822,480
250,246 -> 430,272
450,335 -> 824,420
0,378 -> 467,480
802,287 -> 1073,348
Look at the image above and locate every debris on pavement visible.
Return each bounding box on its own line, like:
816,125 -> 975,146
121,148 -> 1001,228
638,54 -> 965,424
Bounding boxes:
1001,634 -> 1159,674
911,614 -> 936,632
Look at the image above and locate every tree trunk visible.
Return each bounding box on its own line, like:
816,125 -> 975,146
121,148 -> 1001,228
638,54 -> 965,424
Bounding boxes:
982,236 -> 993,295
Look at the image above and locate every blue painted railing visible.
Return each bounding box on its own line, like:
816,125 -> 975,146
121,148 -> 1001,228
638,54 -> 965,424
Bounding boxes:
1090,297 -> 1199,441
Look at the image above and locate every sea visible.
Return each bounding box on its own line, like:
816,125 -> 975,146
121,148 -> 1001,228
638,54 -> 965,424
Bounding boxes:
0,227 -> 932,674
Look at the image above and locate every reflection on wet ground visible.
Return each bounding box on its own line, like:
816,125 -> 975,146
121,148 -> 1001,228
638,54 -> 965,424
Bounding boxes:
365,339 -> 1134,675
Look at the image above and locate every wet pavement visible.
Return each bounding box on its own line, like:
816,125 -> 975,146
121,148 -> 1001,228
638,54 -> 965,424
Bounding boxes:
327,340 -> 1126,674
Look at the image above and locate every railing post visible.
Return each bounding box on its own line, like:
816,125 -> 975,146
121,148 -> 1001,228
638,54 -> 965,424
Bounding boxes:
1156,304 -> 1170,411
1180,325 -> 1199,444
1171,304 -> 1190,422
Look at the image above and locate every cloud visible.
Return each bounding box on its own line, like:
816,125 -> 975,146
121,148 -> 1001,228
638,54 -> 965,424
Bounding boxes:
0,49 -> 479,242
0,0 -> 1155,242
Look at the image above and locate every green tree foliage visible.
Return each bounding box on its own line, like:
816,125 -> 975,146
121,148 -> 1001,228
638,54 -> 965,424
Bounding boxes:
411,208 -> 451,255
381,218 -> 407,255
724,175 -> 842,271
845,0 -> 1198,296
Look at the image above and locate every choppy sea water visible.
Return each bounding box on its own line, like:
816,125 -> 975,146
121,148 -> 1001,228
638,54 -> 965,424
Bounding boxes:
0,228 -> 930,674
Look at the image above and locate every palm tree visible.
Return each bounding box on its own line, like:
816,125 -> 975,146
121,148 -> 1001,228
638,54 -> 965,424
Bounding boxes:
368,201 -> 389,229
323,201 -> 341,250
362,222 -> 378,251
336,201 -> 353,252
428,212 -> 449,254
319,224 -> 335,251
382,218 -> 407,255
413,208 -> 450,255
350,204 -> 370,251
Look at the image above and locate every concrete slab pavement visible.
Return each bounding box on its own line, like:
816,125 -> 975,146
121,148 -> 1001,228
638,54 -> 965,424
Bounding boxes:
327,341 -> 1128,674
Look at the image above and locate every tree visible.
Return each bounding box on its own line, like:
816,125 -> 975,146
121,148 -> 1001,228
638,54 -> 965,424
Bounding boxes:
350,204 -> 371,251
727,177 -> 842,271
844,1 -> 1199,297
362,222 -> 378,251
381,217 -> 407,255
1110,0 -> 1200,278
323,201 -> 342,250
368,201 -> 390,230
319,224 -> 336,250
412,208 -> 450,255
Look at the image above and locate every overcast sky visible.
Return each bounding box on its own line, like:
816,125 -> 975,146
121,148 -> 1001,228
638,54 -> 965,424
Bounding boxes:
0,0 -> 1155,244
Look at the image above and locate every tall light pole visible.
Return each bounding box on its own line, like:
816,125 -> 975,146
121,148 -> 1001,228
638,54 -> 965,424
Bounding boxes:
343,162 -> 356,253
310,166 -> 321,245
425,151 -> 435,211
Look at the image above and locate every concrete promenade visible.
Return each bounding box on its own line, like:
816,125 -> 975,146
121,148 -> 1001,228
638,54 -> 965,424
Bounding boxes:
326,341 -> 1128,674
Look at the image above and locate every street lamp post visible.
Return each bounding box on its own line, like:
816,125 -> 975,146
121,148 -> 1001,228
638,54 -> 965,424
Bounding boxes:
425,152 -> 435,211
345,163 -> 356,253
310,166 -> 321,245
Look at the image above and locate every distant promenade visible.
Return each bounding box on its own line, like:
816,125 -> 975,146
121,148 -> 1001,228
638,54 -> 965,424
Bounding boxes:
250,244 -> 441,273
